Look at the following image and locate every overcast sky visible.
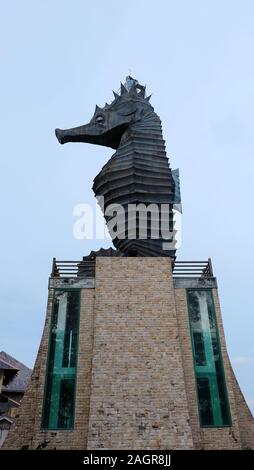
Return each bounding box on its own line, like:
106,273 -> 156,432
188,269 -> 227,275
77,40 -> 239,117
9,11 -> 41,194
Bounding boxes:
0,0 -> 253,413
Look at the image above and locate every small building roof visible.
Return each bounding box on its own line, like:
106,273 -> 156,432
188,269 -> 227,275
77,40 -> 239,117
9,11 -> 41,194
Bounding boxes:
0,358 -> 19,386
0,351 -> 32,393
0,415 -> 13,429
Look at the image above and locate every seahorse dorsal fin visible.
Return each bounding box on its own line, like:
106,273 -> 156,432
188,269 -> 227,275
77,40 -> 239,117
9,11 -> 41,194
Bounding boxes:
129,82 -> 138,97
95,104 -> 102,113
113,91 -> 119,100
139,86 -> 146,98
120,83 -> 128,95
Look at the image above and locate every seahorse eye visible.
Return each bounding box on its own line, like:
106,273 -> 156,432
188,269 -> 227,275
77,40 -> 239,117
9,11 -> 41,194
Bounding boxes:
95,115 -> 104,124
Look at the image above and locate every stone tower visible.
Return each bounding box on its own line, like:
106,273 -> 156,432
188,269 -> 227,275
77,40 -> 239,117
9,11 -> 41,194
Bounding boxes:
3,78 -> 254,449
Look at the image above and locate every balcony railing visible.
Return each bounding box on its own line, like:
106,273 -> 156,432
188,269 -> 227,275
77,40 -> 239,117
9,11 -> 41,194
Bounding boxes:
172,259 -> 213,278
51,258 -> 96,278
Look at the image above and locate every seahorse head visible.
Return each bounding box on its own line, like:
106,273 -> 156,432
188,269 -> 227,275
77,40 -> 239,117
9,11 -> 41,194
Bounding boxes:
55,77 -> 152,150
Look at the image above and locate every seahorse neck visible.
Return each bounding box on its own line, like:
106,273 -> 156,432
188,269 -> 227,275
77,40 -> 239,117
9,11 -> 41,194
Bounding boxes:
117,113 -> 167,158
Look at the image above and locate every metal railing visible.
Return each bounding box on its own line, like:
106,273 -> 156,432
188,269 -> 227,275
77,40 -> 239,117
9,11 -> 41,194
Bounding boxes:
51,258 -> 95,278
172,259 -> 213,278
51,257 -> 214,279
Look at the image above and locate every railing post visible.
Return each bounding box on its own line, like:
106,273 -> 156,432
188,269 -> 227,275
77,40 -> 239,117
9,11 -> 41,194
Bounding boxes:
51,257 -> 59,277
51,258 -> 56,277
208,258 -> 214,277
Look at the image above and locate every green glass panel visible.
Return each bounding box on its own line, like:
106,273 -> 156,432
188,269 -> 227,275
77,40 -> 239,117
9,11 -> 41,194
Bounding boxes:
57,378 -> 75,428
187,289 -> 231,427
42,290 -> 80,430
193,332 -> 206,366
197,377 -> 213,425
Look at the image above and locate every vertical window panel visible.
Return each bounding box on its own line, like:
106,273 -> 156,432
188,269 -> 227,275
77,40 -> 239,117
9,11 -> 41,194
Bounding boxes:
187,289 -> 231,427
42,290 -> 80,430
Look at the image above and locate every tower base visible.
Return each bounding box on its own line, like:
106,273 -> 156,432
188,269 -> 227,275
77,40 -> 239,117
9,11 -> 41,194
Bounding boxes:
3,258 -> 254,449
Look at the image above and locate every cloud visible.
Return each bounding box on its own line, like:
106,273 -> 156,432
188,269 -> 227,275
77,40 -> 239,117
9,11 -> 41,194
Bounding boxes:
231,356 -> 254,366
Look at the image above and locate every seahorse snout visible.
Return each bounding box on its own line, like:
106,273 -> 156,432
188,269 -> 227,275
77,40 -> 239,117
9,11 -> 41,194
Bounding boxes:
55,128 -> 64,144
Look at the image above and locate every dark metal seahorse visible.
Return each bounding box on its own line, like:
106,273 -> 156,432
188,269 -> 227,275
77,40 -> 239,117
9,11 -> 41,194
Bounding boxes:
55,77 -> 180,257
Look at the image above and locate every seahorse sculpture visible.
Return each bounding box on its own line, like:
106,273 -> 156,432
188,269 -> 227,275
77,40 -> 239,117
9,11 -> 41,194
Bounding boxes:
55,77 -> 180,257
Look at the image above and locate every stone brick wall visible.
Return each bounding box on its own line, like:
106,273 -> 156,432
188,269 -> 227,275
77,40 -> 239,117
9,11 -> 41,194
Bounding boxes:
87,257 -> 193,449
